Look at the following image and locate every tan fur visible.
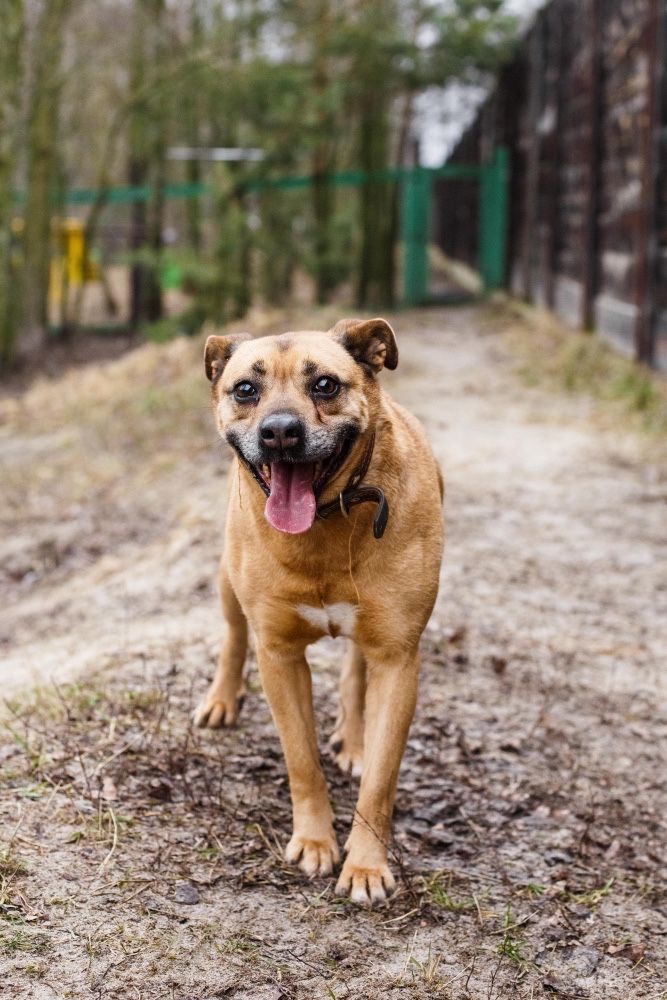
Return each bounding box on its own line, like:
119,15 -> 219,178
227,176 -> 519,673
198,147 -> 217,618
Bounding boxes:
195,318 -> 444,905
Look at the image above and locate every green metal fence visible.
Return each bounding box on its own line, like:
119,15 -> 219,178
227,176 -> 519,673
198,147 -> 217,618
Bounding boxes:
30,147 -> 509,307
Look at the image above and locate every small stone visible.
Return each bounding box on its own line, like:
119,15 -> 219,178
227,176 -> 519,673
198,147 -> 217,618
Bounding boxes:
174,881 -> 200,905
571,946 -> 601,977
148,778 -> 172,802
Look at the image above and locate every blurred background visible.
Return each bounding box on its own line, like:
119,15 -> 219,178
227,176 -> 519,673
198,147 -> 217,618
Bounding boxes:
4,1 -> 666,375
5,0 -> 666,379
0,0 -> 547,370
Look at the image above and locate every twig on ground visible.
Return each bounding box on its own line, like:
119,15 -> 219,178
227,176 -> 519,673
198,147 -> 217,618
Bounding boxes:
96,807 -> 119,875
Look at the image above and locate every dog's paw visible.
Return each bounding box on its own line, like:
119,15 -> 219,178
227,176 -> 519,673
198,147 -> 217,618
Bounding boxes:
285,833 -> 340,877
335,858 -> 396,906
194,686 -> 245,728
329,734 -> 364,778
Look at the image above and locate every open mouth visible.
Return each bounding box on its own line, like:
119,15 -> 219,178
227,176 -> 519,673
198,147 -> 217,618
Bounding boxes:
251,435 -> 355,535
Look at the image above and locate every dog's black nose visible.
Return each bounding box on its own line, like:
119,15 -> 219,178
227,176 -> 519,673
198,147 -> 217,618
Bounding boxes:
259,412 -> 303,450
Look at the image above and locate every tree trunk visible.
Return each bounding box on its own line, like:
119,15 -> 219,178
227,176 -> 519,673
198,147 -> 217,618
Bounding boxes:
357,92 -> 395,309
311,0 -> 337,304
0,0 -> 24,368
312,163 -> 334,304
22,0 -> 69,348
185,0 -> 203,251
128,0 -> 165,331
354,0 -> 397,309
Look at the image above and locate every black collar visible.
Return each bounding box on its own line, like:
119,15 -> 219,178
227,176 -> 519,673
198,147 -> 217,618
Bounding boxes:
232,432 -> 389,540
315,432 -> 389,539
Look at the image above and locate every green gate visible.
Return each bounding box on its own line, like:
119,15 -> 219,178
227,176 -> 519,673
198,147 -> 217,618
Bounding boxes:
400,147 -> 510,306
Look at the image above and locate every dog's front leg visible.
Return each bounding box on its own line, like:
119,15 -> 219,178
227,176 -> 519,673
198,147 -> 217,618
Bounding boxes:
336,647 -> 419,905
256,640 -> 339,877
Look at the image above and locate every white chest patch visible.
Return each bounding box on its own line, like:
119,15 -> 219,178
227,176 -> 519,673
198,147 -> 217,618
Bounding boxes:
295,602 -> 358,638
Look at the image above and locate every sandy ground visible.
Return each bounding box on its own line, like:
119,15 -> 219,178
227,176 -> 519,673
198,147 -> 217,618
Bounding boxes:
0,305 -> 666,998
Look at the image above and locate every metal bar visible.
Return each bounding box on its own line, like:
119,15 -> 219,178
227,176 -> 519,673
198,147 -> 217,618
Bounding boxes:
400,167 -> 431,306
545,8 -> 565,309
14,164 -> 484,207
167,147 -> 264,162
479,147 -> 510,292
634,0 -> 665,366
581,0 -> 602,330
430,165 -> 484,181
521,16 -> 543,300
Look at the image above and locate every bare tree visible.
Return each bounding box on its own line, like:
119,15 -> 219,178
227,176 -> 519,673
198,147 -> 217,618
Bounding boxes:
128,0 -> 167,330
22,0 -> 71,346
0,0 -> 25,366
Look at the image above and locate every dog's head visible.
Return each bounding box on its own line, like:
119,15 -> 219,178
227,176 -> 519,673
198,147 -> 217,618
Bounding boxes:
205,318 -> 398,534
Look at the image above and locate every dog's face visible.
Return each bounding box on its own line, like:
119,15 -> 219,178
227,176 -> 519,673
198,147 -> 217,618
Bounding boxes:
205,318 -> 398,534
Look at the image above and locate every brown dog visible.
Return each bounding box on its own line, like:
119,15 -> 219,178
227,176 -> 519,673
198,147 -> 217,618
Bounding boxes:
196,318 -> 444,904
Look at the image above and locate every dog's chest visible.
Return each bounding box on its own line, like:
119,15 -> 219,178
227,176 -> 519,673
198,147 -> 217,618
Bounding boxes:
294,602 -> 358,638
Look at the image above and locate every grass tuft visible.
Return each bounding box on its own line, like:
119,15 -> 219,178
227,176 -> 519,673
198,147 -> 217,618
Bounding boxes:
0,847 -> 27,878
566,877 -> 614,908
0,928 -> 50,954
497,299 -> 667,438
422,870 -> 477,913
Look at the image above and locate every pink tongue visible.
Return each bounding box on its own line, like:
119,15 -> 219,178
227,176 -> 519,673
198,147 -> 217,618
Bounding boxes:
265,462 -> 316,534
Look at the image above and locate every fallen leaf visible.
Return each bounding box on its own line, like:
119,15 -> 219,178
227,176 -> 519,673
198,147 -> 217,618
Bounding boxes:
487,654 -> 507,675
608,942 -> 646,963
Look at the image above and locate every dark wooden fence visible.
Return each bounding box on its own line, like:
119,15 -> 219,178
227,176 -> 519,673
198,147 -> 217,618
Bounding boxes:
436,0 -> 667,371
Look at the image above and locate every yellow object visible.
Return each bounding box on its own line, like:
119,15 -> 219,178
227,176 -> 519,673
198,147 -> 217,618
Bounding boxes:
48,218 -> 100,306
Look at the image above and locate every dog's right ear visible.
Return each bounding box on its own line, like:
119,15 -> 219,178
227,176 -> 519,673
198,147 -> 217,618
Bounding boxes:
204,333 -> 252,382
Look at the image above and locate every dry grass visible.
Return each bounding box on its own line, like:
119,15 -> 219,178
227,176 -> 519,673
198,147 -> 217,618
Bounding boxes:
493,297 -> 667,447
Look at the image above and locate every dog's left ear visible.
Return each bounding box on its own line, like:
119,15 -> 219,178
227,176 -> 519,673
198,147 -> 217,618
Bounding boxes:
204,332 -> 252,382
329,318 -> 399,373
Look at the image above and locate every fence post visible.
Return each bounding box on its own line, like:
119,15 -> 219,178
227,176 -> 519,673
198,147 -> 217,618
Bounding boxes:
634,0 -> 665,365
401,167 -> 430,306
479,146 -> 509,292
581,0 -> 602,330
521,18 -> 543,300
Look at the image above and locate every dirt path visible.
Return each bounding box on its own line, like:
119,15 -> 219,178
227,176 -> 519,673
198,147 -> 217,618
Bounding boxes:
1,306 -> 665,998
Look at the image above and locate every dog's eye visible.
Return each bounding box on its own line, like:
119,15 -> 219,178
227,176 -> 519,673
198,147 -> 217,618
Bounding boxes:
233,381 -> 258,402
312,376 -> 340,398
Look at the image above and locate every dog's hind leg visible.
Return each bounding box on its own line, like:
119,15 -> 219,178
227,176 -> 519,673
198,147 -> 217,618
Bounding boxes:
194,559 -> 248,728
329,642 -> 365,777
